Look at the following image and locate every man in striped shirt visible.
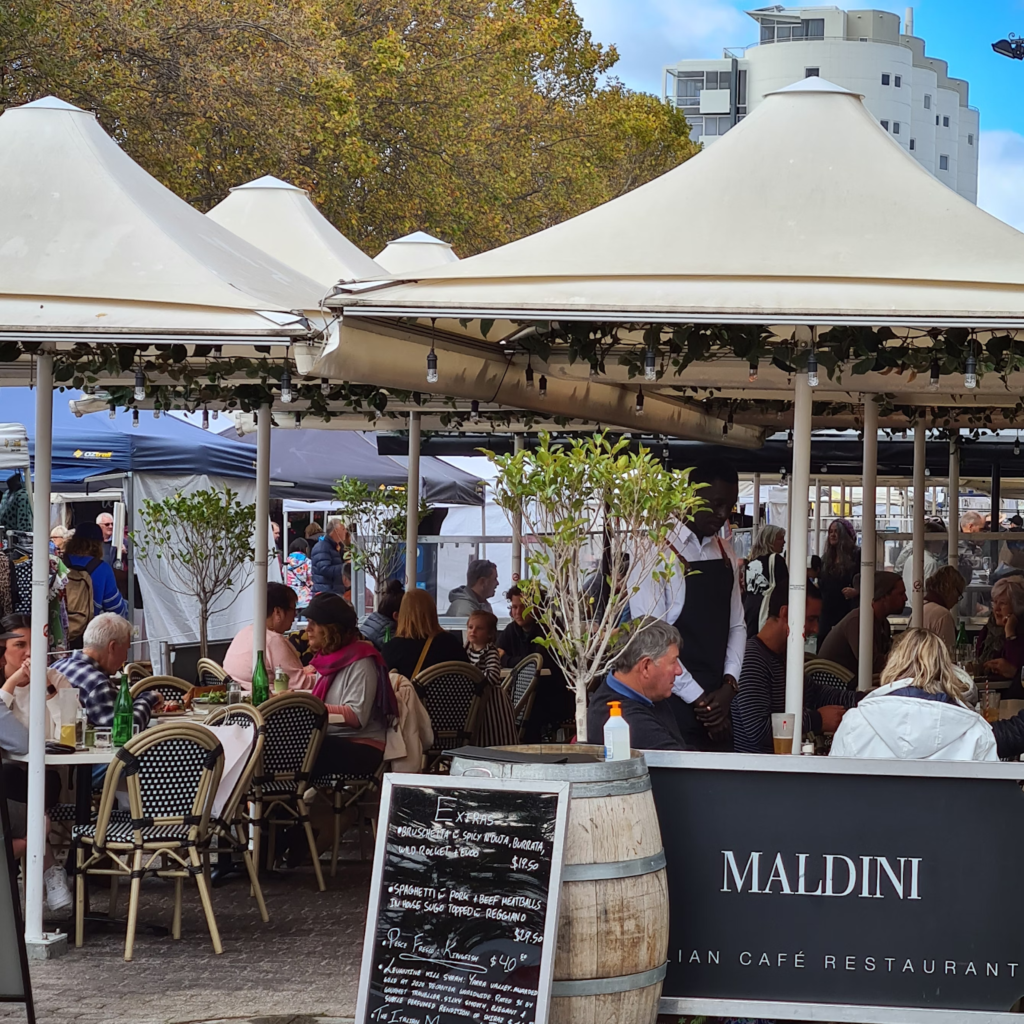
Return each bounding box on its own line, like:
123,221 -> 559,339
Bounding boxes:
731,581 -> 857,753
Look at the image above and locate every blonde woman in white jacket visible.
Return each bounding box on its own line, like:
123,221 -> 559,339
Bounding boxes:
830,628 -> 998,762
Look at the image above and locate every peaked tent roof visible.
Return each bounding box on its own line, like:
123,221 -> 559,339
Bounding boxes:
206,175 -> 383,288
330,79 -> 1024,328
220,425 -> 483,505
0,98 -> 328,340
374,232 -> 459,274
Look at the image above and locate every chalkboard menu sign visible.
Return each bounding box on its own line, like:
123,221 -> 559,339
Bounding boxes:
356,774 -> 570,1024
0,774 -> 34,1023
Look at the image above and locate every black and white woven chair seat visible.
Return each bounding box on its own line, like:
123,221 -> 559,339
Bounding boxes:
510,667 -> 538,707
72,820 -> 194,844
257,778 -> 302,795
50,803 -> 78,822
132,737 -> 218,817
417,670 -> 480,734
809,670 -> 846,689
312,771 -> 379,789
262,704 -> 321,776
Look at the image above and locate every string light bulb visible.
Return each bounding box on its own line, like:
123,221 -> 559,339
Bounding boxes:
1016,434 -> 1021,457
153,407 -> 161,420
426,346 -> 438,384
279,364 -> 292,404
748,359 -> 758,383
929,360 -> 940,391
320,377 -> 330,395
538,375 -> 548,398
965,354 -> 977,389
470,400 -> 480,422
635,387 -> 645,415
131,409 -> 139,429
108,405 -> 116,421
787,430 -> 794,448
202,407 -> 209,430
807,350 -> 819,388
525,357 -> 534,389
644,347 -> 656,382
211,409 -> 218,420
134,368 -> 145,402
294,413 -> 301,427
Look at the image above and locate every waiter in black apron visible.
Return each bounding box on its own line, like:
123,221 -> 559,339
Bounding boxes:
630,462 -> 746,750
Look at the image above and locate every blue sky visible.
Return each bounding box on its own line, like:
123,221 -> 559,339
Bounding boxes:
573,0 -> 1024,227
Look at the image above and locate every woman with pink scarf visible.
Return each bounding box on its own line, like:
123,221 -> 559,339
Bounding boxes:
304,593 -> 398,777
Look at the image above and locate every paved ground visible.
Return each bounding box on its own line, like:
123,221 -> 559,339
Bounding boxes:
1,857 -> 373,1024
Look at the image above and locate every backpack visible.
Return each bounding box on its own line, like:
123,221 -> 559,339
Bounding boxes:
65,556 -> 101,643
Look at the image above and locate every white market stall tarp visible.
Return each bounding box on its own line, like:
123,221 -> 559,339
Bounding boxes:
0,98 -> 328,340
328,79 -> 1024,328
206,175 -> 383,289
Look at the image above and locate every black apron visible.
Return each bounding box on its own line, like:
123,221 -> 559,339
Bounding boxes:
671,538 -> 735,751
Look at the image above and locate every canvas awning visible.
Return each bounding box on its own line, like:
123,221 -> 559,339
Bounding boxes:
206,175 -> 383,288
0,424 -> 30,470
0,98 -> 329,342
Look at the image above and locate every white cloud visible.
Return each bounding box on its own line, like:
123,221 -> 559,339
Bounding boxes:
573,0 -> 751,95
978,129 -> 1024,232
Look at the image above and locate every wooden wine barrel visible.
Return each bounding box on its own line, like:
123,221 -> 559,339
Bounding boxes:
450,744 -> 668,1024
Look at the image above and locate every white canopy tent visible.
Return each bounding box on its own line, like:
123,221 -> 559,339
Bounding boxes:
206,174 -> 383,288
374,231 -> 459,274
317,78 -> 1024,768
0,97 -> 331,951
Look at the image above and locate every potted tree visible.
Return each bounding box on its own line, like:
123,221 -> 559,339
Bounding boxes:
133,485 -> 256,659
485,431 -> 703,741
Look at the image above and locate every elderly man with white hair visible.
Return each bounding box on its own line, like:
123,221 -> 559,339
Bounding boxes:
96,511 -> 116,565
51,613 -> 161,729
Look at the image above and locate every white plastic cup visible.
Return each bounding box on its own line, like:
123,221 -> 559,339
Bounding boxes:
771,712 -> 795,755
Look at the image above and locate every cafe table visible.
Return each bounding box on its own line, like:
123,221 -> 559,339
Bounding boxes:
6,746 -> 114,828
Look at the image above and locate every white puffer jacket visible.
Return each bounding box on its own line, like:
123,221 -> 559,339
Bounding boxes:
830,678 -> 998,762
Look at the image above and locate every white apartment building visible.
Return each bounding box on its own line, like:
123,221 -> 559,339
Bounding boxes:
663,6 -> 979,203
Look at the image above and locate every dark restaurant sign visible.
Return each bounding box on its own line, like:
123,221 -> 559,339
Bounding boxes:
355,775 -> 569,1024
647,752 -> 1024,1023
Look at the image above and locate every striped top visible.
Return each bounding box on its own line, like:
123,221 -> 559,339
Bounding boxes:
466,643 -> 502,686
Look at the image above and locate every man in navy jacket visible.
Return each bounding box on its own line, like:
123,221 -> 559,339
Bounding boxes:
311,518 -> 350,597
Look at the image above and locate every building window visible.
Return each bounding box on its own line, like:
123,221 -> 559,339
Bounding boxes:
924,94 -> 932,109
893,121 -> 900,134
805,67 -> 820,78
939,154 -> 949,171
943,115 -> 950,127
936,115 -> 940,125
968,133 -> 975,146
881,73 -> 891,85
738,69 -> 747,106
894,75 -> 902,88
910,138 -> 916,151
687,116 -> 704,139
881,120 -> 889,131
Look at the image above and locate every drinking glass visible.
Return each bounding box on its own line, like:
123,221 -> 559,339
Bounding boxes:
94,728 -> 112,751
771,713 -> 795,754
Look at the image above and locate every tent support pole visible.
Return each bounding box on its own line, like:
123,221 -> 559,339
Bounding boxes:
785,371 -> 811,753
858,398 -> 878,692
912,421 -> 926,628
948,434 -> 960,565
812,476 -> 821,557
752,473 -> 761,545
511,434 -> 524,582
25,351 -> 53,946
405,412 -> 421,589
252,403 -> 271,668
126,471 -> 135,631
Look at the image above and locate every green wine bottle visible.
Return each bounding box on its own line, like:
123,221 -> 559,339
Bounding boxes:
111,673 -> 133,747
955,620 -> 969,648
252,650 -> 270,706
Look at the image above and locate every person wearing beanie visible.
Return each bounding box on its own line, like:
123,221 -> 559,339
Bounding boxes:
0,472 -> 32,533
63,522 -> 129,624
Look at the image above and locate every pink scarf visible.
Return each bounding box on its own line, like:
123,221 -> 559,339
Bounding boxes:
310,641 -> 398,725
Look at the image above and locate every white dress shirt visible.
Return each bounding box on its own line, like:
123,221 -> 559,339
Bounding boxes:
629,522 -> 746,703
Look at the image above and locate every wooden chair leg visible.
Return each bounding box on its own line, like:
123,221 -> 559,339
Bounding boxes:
190,847 -> 223,954
172,876 -> 183,940
237,827 -> 270,924
123,850 -> 144,962
250,799 -> 262,880
74,848 -> 86,948
266,814 -> 277,871
331,788 -> 342,878
298,798 -> 325,892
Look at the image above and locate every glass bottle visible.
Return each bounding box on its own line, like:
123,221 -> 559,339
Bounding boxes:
251,650 -> 270,706
112,673 -> 134,747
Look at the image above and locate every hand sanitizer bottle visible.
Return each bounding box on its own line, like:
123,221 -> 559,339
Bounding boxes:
603,701 -> 631,761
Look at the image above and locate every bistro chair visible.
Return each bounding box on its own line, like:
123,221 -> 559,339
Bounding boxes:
252,692 -> 328,892
203,703 -> 269,923
504,653 -> 543,740
196,658 -> 229,688
413,661 -> 484,770
804,658 -> 855,691
124,662 -> 152,685
130,675 -> 193,703
312,764 -> 385,876
72,722 -> 224,961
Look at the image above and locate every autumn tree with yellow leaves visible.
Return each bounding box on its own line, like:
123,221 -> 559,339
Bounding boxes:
0,0 -> 697,255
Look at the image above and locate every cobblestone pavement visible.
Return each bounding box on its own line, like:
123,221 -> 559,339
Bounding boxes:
0,860 -> 373,1024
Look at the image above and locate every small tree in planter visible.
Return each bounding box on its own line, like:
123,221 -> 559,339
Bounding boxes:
133,486 -> 256,659
330,477 -> 430,603
485,432 -> 704,742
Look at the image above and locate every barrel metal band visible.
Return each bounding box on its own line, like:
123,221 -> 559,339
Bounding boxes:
551,962 -> 667,997
562,850 -> 666,882
569,776 -> 652,798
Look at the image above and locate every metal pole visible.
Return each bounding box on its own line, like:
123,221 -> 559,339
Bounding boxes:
885,485 -> 892,532
858,398 -> 878,692
812,476 -> 822,557
785,372 -> 812,752
252,403 -> 271,668
405,411 -> 422,589
25,352 -> 52,944
912,422 -> 926,627
511,433 -> 524,583
752,472 -> 761,545
948,433 -> 959,565
992,461 -> 1001,532
125,471 -> 135,630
